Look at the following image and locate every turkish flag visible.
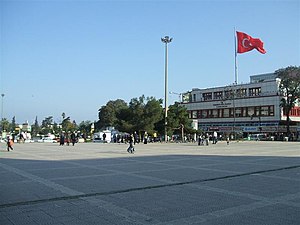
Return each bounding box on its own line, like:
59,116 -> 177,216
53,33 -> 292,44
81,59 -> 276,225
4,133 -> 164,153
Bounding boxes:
236,31 -> 266,54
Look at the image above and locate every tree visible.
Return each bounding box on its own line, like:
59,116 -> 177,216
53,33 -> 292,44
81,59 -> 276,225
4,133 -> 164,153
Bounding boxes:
31,116 -> 40,137
41,116 -> 54,134
78,120 -> 92,138
61,116 -> 77,132
1,118 -> 10,132
97,99 -> 127,130
115,107 -> 134,132
275,66 -> 300,135
11,116 -> 16,132
142,97 -> 163,134
167,102 -> 194,140
127,96 -> 163,134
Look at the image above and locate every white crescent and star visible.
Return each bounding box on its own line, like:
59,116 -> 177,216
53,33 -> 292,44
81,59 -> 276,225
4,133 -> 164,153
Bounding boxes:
242,38 -> 252,48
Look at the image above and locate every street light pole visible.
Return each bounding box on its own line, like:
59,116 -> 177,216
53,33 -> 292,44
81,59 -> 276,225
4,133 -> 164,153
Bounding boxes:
1,93 -> 4,134
161,36 -> 172,142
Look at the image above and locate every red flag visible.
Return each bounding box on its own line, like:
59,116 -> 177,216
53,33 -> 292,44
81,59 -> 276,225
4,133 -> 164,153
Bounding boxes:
236,31 -> 266,54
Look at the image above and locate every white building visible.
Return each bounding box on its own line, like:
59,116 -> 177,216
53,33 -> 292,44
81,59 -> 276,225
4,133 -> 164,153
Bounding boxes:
182,73 -> 300,140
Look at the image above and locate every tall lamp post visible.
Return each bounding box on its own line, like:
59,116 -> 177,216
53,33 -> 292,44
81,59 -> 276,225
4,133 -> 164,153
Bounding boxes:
1,93 -> 4,134
161,36 -> 172,142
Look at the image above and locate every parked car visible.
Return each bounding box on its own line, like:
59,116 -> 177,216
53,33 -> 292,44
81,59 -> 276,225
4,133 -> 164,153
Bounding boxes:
37,137 -> 57,143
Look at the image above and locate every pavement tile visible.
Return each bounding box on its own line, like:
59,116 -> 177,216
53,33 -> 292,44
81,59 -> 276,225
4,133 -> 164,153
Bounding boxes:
54,173 -> 168,194
99,185 -> 256,223
134,167 -> 234,183
199,173 -> 300,198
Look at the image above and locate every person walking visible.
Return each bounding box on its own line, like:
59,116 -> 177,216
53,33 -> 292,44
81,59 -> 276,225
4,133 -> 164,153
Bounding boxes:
134,131 -> 139,145
127,134 -> 135,153
213,131 -> 218,144
102,133 -> 106,143
7,136 -> 14,151
71,132 -> 77,146
59,133 -> 65,146
65,132 -> 70,146
144,131 -> 148,144
198,134 -> 202,146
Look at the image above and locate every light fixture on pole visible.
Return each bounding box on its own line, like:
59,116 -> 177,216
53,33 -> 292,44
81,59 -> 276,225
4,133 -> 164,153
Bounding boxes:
169,91 -> 182,103
161,36 -> 172,142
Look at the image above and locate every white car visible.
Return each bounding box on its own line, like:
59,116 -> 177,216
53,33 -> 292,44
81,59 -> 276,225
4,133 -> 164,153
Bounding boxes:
37,137 -> 57,143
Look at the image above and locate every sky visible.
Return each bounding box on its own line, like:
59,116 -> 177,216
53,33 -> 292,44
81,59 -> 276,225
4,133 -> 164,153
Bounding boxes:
1,0 -> 299,125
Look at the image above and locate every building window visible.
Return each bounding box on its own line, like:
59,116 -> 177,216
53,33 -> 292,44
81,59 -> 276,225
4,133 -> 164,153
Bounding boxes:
269,106 -> 274,116
218,109 -> 222,118
249,87 -> 261,96
213,91 -> 223,100
261,106 -> 269,116
212,109 -> 218,118
229,108 -> 234,117
190,111 -> 197,119
202,110 -> 208,118
223,108 -> 230,118
236,88 -> 247,98
224,90 -> 233,99
193,94 -> 196,102
202,92 -> 212,101
255,107 -> 261,116
248,107 -> 255,117
235,108 -> 242,117
242,107 -> 247,117
197,110 -> 202,118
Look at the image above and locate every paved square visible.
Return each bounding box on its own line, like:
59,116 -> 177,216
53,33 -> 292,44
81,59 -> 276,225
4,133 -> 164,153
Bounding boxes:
0,141 -> 299,224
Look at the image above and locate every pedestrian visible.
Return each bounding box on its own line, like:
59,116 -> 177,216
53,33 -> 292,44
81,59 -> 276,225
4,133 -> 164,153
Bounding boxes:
205,134 -> 209,146
198,134 -> 202,146
226,136 -> 230,145
59,133 -> 65,146
134,131 -> 138,145
65,132 -> 70,146
7,136 -> 14,151
127,134 -> 135,153
213,131 -> 218,144
71,132 -> 76,146
144,131 -> 148,144
102,133 -> 106,143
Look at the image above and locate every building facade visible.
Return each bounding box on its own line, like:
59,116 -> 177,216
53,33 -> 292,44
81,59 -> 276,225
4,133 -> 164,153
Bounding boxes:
182,73 -> 300,140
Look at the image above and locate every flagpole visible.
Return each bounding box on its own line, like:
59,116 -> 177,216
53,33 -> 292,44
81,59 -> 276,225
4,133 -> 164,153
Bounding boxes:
233,27 -> 237,140
234,27 -> 238,85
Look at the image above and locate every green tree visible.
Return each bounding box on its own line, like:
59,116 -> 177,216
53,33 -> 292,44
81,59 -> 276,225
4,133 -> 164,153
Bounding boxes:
31,116 -> 40,137
78,120 -> 92,138
10,116 -> 16,132
41,116 -> 54,134
127,95 -> 163,134
115,107 -> 134,132
97,99 -> 127,130
167,102 -> 194,140
61,116 -> 77,132
1,118 -> 10,132
141,97 -> 163,134
275,66 -> 300,135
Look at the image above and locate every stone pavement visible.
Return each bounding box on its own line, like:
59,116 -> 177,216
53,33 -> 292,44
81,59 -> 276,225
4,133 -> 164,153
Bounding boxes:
0,141 -> 299,225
